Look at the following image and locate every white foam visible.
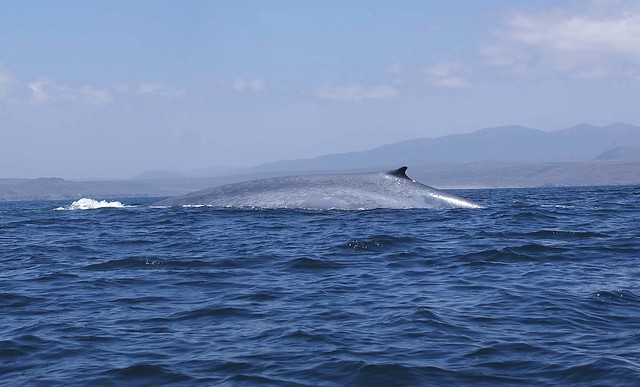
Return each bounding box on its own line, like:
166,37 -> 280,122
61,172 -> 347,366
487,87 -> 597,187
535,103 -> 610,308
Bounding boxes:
541,204 -> 574,209
54,198 -> 129,210
429,193 -> 484,209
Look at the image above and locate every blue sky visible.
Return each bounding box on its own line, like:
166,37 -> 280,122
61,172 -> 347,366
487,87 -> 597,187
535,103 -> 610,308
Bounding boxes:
1,0 -> 639,178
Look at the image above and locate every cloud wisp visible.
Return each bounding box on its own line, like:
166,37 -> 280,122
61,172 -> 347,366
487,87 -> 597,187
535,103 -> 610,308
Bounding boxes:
423,61 -> 473,89
0,65 -> 14,98
314,84 -> 398,102
114,82 -> 185,100
232,77 -> 266,93
27,78 -> 113,106
481,1 -> 640,79
2,64 -> 185,106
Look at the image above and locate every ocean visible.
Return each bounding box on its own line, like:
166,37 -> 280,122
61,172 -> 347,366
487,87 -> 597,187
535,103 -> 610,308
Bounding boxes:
1,186 -> 639,385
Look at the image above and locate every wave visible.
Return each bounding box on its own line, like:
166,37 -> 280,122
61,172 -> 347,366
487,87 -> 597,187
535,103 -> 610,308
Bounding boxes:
54,198 -> 129,211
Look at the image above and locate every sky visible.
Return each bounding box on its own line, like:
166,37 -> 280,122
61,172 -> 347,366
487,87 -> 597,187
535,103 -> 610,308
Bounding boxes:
1,0 -> 640,179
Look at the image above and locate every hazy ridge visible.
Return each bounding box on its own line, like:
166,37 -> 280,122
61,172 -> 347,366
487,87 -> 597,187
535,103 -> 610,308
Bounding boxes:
2,123 -> 640,201
252,122 -> 640,172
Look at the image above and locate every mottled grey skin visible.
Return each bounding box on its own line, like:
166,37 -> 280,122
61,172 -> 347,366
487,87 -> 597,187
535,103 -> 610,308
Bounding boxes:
152,167 -> 483,210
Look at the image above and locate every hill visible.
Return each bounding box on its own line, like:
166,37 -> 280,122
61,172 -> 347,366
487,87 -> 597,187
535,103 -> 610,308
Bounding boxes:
594,146 -> 640,161
251,123 -> 640,172
3,123 -> 640,201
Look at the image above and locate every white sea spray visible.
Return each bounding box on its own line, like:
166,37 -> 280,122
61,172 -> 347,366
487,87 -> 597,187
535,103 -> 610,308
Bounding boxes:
54,198 -> 129,210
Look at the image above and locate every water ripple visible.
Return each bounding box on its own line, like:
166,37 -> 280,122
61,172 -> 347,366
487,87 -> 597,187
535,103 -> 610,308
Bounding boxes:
1,188 -> 640,385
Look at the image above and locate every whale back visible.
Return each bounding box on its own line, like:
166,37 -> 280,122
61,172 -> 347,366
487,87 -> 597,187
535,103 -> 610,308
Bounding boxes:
153,167 -> 482,209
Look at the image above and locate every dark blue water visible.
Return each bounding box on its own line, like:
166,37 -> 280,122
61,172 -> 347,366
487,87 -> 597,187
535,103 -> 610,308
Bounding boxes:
2,186 -> 640,385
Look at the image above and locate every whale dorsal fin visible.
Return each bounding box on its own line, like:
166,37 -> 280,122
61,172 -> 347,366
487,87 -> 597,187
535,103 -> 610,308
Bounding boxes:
389,166 -> 410,180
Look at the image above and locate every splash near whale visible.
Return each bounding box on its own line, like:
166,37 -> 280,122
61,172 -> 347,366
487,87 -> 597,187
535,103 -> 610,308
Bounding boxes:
152,167 -> 483,210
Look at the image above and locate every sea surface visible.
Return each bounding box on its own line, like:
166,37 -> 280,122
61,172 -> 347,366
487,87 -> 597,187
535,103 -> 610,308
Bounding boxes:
1,186 -> 640,386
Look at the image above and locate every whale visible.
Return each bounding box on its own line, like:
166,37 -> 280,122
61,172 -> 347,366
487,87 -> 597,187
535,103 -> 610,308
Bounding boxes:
152,166 -> 483,210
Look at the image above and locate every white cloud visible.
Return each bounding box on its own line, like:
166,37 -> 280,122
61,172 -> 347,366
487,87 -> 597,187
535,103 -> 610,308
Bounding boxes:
232,77 -> 266,92
424,61 -> 473,89
114,82 -> 185,99
478,43 -> 530,67
572,66 -> 610,79
434,77 -> 472,89
314,84 -> 398,102
2,66 -> 183,105
27,78 -> 113,106
507,11 -> 640,56
482,1 -> 640,78
0,65 -> 14,98
387,62 -> 404,75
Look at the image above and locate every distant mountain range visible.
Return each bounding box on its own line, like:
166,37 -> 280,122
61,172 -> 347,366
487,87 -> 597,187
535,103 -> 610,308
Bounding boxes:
2,123 -> 640,201
251,122 -> 640,172
594,146 -> 640,161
